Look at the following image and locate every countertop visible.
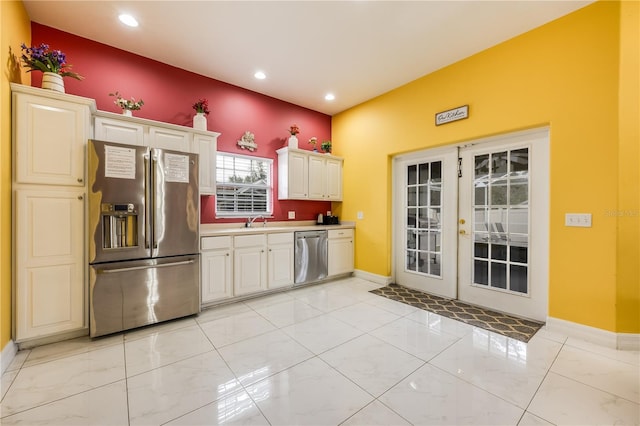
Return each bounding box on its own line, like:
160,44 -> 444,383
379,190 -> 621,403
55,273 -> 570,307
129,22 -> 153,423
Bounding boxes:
200,220 -> 355,237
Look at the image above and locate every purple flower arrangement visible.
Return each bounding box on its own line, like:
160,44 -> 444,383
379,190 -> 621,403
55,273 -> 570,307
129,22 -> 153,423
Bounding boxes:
20,43 -> 83,80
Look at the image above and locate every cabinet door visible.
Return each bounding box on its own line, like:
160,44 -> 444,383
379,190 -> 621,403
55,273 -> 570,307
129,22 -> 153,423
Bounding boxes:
278,150 -> 308,199
194,133 -> 217,195
148,127 -> 191,152
268,243 -> 294,288
308,156 -> 327,200
14,188 -> 86,341
328,238 -> 355,276
94,116 -> 144,146
14,93 -> 89,186
201,249 -> 232,303
234,246 -> 267,296
326,158 -> 343,201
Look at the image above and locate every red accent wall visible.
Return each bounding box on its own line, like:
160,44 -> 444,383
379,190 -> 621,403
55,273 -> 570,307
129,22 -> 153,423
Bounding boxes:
30,23 -> 332,224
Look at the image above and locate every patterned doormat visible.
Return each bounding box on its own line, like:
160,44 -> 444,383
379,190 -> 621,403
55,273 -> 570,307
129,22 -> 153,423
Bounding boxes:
370,284 -> 544,342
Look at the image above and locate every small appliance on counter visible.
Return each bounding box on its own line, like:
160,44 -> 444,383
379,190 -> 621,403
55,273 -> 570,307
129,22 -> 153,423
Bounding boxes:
323,215 -> 340,225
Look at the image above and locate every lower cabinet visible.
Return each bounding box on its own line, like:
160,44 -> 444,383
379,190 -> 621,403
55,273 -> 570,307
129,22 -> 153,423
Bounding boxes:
234,234 -> 268,296
201,236 -> 233,304
328,229 -> 355,276
14,187 -> 86,342
267,233 -> 294,289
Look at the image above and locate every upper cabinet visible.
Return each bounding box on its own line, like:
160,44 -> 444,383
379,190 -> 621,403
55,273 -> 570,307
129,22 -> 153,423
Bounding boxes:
12,86 -> 94,186
276,147 -> 343,201
93,112 -> 219,194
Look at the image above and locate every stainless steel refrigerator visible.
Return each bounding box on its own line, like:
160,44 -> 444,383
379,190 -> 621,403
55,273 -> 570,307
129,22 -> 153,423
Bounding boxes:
88,139 -> 200,337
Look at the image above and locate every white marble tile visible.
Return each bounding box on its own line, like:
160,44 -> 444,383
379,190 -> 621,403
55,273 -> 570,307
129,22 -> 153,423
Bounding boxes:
253,298 -> 323,328
341,400 -> 411,426
196,302 -> 252,324
365,296 -> 420,316
369,317 -> 460,361
329,302 -> 401,332
4,350 -> 30,373
0,344 -> 125,416
282,314 -> 364,354
404,309 -> 474,338
165,389 -> 270,425
23,334 -> 123,368
218,329 -> 313,386
245,357 -> 372,425
380,363 -> 523,425
124,316 -> 198,342
127,350 -> 241,426
550,344 -> 639,403
532,325 -> 568,345
528,372 -> 640,425
1,369 -> 18,400
0,380 -> 128,425
125,324 -> 214,377
294,286 -> 362,312
518,411 -> 554,425
320,334 -> 424,397
199,310 -> 277,348
430,328 -> 562,408
243,291 -> 294,310
565,337 -> 640,366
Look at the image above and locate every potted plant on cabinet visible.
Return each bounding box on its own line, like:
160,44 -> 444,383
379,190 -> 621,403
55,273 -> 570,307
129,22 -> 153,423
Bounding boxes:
20,43 -> 83,93
321,140 -> 332,154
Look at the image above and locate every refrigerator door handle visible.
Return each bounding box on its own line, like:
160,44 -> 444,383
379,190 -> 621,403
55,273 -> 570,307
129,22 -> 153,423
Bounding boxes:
144,152 -> 151,250
96,259 -> 195,274
151,152 -> 159,251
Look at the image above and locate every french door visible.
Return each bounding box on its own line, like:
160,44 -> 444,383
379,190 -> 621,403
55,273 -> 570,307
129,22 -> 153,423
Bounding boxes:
393,129 -> 549,321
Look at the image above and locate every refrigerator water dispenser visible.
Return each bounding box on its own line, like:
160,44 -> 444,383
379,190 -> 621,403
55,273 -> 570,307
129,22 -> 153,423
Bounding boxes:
101,203 -> 138,249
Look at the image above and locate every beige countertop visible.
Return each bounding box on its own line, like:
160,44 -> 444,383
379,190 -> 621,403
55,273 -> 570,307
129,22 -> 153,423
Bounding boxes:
200,220 -> 355,237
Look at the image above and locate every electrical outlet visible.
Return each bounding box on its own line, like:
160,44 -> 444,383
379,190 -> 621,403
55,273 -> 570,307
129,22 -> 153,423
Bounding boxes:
565,213 -> 592,227
288,211 -> 295,220
357,211 -> 364,220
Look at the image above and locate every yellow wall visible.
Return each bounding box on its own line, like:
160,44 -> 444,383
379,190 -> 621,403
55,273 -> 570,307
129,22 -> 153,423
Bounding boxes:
616,0 -> 640,334
333,1 -> 637,333
1,1 -> 30,352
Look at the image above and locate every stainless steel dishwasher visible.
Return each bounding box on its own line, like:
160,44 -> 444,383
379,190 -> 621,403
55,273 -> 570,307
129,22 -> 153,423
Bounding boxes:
294,230 -> 328,285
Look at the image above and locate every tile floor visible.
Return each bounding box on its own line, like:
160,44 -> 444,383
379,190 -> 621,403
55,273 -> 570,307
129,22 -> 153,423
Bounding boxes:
1,277 -> 638,425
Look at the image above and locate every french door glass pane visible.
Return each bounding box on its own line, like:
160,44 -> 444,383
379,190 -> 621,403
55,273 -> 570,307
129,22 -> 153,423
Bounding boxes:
405,160 -> 443,277
472,148 -> 530,294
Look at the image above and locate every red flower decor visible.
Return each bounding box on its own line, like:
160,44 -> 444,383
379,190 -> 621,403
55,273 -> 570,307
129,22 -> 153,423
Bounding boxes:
193,98 -> 210,115
289,124 -> 300,135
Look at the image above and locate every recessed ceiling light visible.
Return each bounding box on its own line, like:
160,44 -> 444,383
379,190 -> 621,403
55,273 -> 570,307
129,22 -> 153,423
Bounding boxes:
254,71 -> 266,80
119,14 -> 139,27
325,93 -> 335,101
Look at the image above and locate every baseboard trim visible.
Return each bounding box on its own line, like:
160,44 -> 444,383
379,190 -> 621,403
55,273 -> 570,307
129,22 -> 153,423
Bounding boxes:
546,317 -> 639,350
1,340 -> 17,375
354,269 -> 393,286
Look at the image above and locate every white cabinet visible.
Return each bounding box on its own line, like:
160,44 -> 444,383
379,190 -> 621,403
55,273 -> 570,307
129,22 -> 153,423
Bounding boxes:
267,233 -> 294,289
277,148 -> 308,199
148,126 -> 190,152
201,236 -> 232,304
193,133 -> 217,195
14,188 -> 86,341
94,116 -> 144,146
277,147 -> 343,201
233,234 -> 267,296
11,84 -> 94,344
13,90 -> 92,186
328,229 -> 355,276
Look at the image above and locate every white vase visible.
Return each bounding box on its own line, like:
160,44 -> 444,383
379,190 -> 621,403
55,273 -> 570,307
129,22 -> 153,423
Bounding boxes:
288,135 -> 298,149
122,109 -> 133,117
193,112 -> 207,130
41,72 -> 65,93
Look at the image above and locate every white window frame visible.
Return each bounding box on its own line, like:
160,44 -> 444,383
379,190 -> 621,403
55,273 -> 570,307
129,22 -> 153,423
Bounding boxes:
215,152 -> 273,217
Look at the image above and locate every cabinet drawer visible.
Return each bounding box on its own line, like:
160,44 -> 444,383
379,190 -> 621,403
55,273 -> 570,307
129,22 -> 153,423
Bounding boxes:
201,236 -> 232,250
234,234 -> 266,248
328,228 -> 353,239
267,232 -> 294,245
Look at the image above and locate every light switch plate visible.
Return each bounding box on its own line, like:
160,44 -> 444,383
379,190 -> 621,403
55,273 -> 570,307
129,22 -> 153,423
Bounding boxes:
288,211 -> 295,219
565,213 -> 592,227
357,211 -> 364,220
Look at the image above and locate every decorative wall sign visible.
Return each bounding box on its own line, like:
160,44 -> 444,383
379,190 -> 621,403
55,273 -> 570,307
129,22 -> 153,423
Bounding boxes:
435,105 -> 469,126
237,131 -> 258,151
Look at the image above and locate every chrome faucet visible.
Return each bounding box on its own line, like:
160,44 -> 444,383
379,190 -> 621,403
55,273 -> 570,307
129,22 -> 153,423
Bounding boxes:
246,215 -> 266,228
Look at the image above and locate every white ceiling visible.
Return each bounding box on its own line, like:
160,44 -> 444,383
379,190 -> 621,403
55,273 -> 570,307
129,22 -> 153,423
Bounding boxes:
23,1 -> 593,115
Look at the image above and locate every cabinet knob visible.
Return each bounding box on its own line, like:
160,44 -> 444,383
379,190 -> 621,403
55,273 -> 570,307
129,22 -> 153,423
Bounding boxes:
226,253 -> 229,256
77,178 -> 83,183
77,195 -> 84,200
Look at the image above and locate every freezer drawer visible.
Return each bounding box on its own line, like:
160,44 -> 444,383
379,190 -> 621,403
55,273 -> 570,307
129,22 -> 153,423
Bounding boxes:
90,255 -> 200,337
